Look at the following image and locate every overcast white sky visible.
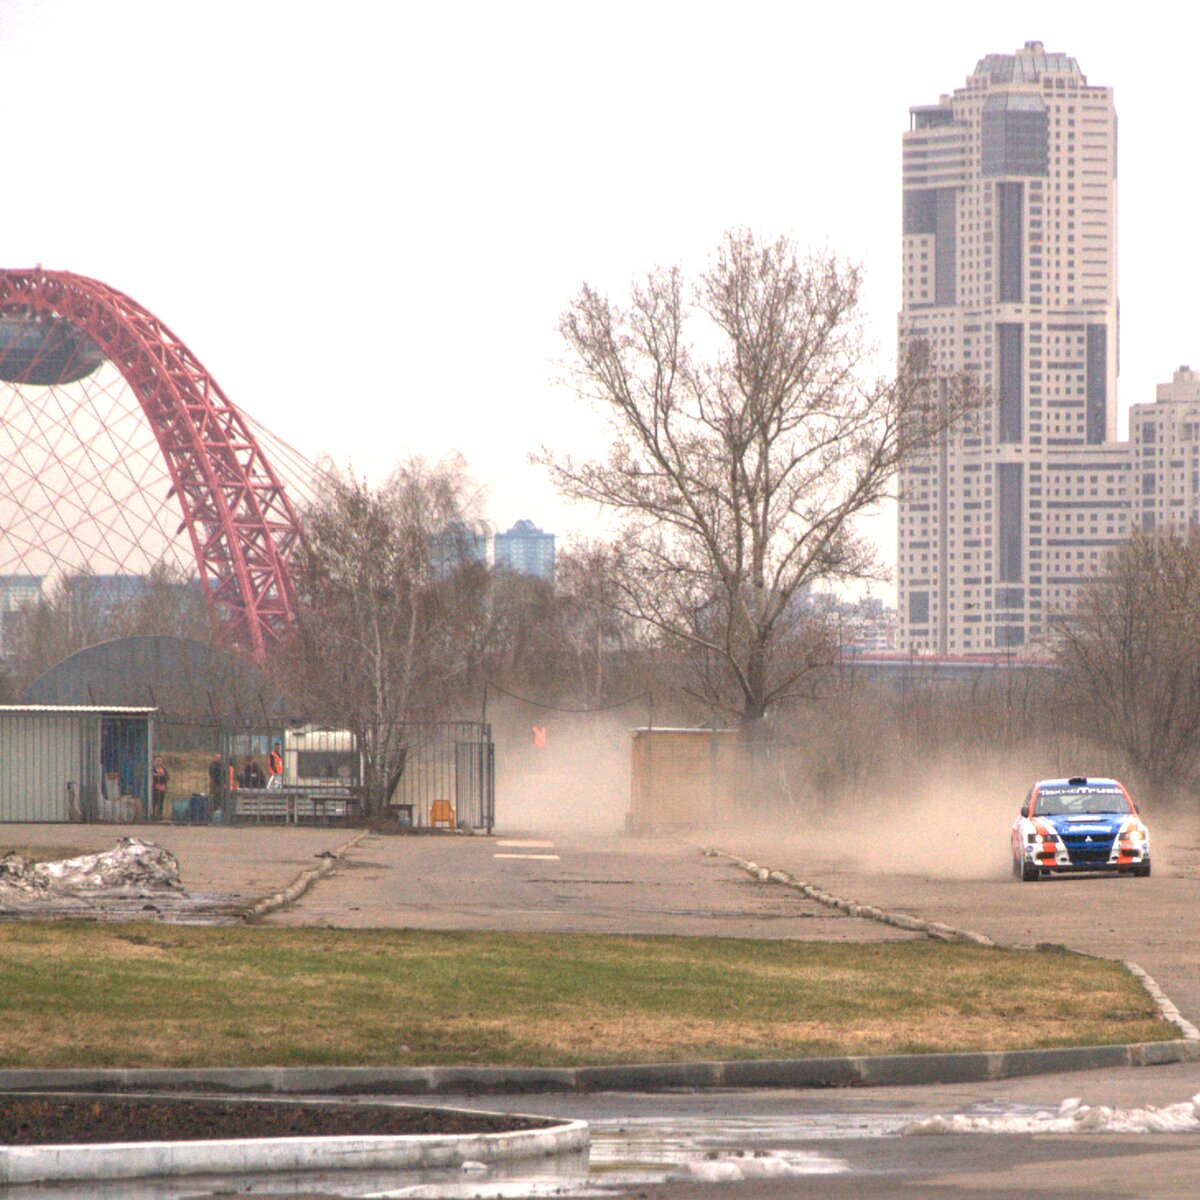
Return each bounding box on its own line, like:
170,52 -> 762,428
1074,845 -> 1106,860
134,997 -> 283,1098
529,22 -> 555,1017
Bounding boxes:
1,0 -> 1196,601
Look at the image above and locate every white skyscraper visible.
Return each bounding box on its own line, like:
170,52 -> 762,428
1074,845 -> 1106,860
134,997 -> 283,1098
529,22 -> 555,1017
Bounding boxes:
897,43 -> 1125,655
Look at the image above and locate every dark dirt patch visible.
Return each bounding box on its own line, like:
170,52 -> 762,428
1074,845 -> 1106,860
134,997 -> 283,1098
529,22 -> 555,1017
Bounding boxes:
0,1096 -> 552,1145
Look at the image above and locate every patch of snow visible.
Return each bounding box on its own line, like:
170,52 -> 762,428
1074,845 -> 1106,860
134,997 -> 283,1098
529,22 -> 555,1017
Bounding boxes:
0,839 -> 183,906
34,838 -> 183,891
906,1093 -> 1200,1135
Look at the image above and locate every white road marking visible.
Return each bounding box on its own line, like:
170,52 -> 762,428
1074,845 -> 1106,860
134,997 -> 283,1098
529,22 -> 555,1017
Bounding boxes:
494,853 -> 561,861
496,839 -> 555,848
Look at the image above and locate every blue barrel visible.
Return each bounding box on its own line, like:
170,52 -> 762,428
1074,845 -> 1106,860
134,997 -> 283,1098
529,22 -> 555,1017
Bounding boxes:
189,793 -> 208,824
172,799 -> 191,824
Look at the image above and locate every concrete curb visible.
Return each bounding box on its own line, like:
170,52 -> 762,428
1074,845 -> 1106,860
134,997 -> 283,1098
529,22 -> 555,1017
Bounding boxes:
0,1039 -> 1195,1099
1125,961 -> 1200,1043
703,846 -> 997,946
0,1098 -> 587,1185
241,829 -> 368,921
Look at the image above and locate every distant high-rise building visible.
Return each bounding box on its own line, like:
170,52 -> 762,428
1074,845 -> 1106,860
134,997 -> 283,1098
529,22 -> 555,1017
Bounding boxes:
430,521 -> 489,578
0,574 -> 43,655
494,519 -> 555,583
65,573 -> 146,628
1130,367 -> 1200,533
0,574 -> 43,613
898,42 -> 1123,654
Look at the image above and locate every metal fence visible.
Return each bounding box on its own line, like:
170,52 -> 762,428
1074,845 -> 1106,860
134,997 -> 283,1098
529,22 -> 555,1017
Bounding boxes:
219,722 -> 361,827
0,709 -> 494,831
385,721 -> 495,832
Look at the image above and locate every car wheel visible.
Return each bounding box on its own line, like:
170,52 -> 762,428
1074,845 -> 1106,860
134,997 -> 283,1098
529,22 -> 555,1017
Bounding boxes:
1021,861 -> 1040,882
1134,859 -> 1151,878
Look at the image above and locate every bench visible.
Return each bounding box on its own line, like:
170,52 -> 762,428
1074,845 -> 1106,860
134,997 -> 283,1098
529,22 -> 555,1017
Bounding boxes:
233,790 -> 351,824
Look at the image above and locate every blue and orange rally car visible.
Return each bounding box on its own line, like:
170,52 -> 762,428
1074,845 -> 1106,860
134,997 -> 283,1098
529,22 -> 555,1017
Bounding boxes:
1011,777 -> 1151,882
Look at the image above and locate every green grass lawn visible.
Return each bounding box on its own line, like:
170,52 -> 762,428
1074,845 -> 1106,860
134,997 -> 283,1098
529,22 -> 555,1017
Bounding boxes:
0,925 -> 1174,1068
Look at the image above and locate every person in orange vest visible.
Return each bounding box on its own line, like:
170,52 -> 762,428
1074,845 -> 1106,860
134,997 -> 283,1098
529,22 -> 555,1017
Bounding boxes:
268,742 -> 283,778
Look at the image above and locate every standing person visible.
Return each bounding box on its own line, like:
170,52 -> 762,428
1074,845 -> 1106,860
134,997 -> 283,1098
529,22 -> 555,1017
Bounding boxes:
150,756 -> 169,820
245,759 -> 265,789
208,752 -> 223,811
268,741 -> 283,779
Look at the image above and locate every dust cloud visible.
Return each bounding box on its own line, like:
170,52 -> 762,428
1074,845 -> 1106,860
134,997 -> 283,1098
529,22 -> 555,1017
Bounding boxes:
697,748 -> 1194,882
692,753 -> 1037,881
489,700 -> 635,835
485,694 -> 1195,882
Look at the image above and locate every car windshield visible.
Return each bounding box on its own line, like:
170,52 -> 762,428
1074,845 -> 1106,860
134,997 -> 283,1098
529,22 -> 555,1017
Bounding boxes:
1033,786 -> 1132,817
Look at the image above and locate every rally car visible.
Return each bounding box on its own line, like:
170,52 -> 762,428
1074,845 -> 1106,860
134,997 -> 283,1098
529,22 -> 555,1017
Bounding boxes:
1011,777 -> 1150,882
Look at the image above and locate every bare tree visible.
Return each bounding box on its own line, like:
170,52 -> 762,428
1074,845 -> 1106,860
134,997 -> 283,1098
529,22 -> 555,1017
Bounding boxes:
276,456 -> 485,815
553,541 -> 637,705
1055,531 -> 1200,803
4,560 -> 213,694
543,229 -> 971,726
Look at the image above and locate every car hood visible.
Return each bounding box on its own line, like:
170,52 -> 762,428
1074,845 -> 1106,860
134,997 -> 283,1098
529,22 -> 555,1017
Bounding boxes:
1041,814 -> 1129,836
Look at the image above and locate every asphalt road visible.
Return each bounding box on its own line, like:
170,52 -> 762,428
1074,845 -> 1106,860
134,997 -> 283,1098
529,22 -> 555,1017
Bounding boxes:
263,830 -> 916,941
431,1064 -> 1200,1199
265,825 -> 1200,1028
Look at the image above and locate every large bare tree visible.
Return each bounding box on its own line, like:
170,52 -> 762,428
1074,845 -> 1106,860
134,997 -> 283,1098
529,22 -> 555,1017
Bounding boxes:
1055,531 -> 1200,803
544,230 -> 970,725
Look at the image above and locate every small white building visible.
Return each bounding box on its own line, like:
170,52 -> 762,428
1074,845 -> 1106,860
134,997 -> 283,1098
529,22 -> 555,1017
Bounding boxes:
0,705 -> 156,822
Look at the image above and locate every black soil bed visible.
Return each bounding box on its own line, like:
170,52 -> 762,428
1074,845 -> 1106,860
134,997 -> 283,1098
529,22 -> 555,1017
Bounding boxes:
0,1095 -> 554,1146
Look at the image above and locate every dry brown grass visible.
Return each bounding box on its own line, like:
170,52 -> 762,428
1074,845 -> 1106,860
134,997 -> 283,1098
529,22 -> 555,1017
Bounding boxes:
0,925 -> 1173,1068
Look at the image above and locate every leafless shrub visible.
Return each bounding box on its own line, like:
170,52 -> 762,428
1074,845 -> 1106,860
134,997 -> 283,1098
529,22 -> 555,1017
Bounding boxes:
1054,531 -> 1200,805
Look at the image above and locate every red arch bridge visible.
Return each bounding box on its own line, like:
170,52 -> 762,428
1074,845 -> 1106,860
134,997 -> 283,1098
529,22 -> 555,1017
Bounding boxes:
0,268 -> 309,659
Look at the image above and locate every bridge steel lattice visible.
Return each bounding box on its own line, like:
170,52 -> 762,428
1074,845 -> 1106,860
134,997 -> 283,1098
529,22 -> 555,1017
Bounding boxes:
0,269 -> 303,658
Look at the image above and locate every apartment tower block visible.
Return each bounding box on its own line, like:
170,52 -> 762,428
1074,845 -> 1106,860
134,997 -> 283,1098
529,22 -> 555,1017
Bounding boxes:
897,42 -> 1121,654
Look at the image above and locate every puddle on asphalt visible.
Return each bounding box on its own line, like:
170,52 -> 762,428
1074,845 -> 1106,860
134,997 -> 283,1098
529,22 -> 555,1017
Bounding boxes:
10,1097 -> 1196,1197
7,1114 -> 901,1199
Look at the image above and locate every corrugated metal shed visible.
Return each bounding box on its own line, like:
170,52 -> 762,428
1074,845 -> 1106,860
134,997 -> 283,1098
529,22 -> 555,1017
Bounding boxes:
0,707 -> 156,823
